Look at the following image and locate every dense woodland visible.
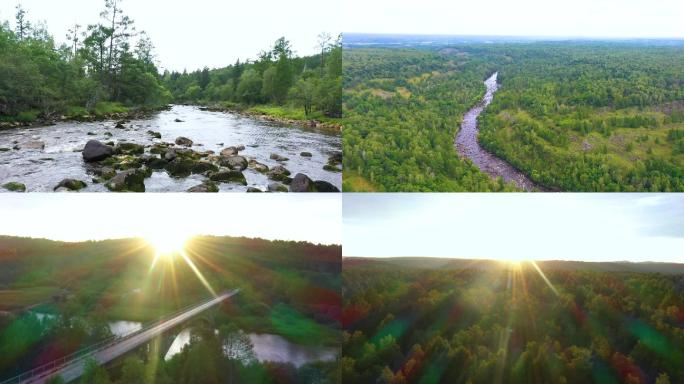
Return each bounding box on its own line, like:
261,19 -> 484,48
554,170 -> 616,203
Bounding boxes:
479,44 -> 684,191
343,258 -> 684,384
343,43 -> 684,191
0,236 -> 341,383
0,2 -> 170,121
163,34 -> 343,119
343,48 -> 512,191
0,2 -> 342,124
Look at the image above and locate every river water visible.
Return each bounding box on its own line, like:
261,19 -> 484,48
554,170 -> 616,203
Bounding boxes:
0,105 -> 341,192
455,72 -> 540,191
164,329 -> 337,368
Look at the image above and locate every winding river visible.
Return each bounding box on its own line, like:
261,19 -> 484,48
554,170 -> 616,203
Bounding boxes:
455,72 -> 540,191
0,105 -> 341,192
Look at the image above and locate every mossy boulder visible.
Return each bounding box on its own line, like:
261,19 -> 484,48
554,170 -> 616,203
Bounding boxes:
2,182 -> 26,192
314,180 -> 340,192
54,179 -> 87,192
267,165 -> 291,181
114,142 -> 145,155
191,161 -> 219,175
209,170 -> 247,185
323,164 -> 342,173
165,158 -> 195,178
105,169 -> 146,192
267,182 -> 288,192
187,181 -> 219,193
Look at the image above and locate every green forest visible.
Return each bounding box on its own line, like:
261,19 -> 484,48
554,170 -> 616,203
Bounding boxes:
0,2 -> 341,125
343,43 -> 684,191
0,2 -> 170,122
343,258 -> 684,384
0,236 -> 341,383
163,34 -> 342,120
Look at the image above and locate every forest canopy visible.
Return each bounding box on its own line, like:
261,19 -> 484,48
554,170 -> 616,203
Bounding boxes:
343,43 -> 684,192
343,259 -> 684,384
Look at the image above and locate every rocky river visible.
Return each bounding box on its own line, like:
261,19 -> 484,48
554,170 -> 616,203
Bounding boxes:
0,105 -> 342,192
454,72 -> 541,191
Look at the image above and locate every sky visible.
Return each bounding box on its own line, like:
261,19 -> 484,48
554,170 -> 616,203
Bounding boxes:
344,194 -> 684,263
0,0 -> 341,72
0,194 -> 341,245
344,0 -> 684,39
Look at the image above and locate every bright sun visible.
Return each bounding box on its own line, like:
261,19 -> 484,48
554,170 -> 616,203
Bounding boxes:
146,231 -> 190,256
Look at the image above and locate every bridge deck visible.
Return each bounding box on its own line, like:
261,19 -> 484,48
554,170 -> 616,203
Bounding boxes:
4,290 -> 239,384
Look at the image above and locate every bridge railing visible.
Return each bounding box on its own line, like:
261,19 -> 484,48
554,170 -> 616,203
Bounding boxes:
0,291 -> 237,384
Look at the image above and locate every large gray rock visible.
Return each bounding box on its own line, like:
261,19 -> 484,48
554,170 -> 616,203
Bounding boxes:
220,155 -> 248,171
289,173 -> 315,192
82,140 -> 114,162
220,147 -> 238,157
270,153 -> 289,162
175,137 -> 193,147
314,180 -> 340,192
106,169 -> 146,192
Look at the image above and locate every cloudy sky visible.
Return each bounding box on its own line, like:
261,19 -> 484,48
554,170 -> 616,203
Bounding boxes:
344,0 -> 684,38
0,194 -> 341,245
344,194 -> 684,262
0,0 -> 340,72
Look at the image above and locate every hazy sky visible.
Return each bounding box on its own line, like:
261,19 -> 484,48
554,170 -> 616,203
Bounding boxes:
0,0 -> 341,72
344,194 -> 684,263
344,0 -> 684,38
0,194 -> 341,245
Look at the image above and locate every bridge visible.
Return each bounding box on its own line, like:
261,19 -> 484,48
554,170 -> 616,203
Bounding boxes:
1,290 -> 239,384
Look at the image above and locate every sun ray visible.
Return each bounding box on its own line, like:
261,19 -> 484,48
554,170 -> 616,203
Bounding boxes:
530,260 -> 559,296
179,250 -> 217,297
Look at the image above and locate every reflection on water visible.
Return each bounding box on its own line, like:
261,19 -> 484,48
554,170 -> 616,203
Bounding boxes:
164,329 -> 337,367
108,320 -> 142,337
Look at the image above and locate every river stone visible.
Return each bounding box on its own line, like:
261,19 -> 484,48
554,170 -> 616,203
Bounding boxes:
93,166 -> 116,180
314,180 -> 340,192
289,173 -> 316,192
323,164 -> 342,173
174,118 -> 184,123
150,143 -> 170,155
0,148 -> 10,152
2,182 -> 26,192
267,182 -> 288,192
147,157 -> 168,170
248,159 -> 269,174
175,137 -> 193,147
19,141 -> 46,150
187,181 -> 219,193
191,161 -> 219,175
115,142 -> 145,155
82,140 -> 114,162
267,165 -> 291,182
219,155 -> 248,171
147,130 -> 162,139
246,187 -> 263,193
54,179 -> 87,192
300,152 -> 313,157
220,147 -> 238,157
270,153 -> 289,162
115,121 -> 125,129
165,158 -> 195,178
236,145 -> 246,151
106,169 -> 146,192
209,170 -> 247,185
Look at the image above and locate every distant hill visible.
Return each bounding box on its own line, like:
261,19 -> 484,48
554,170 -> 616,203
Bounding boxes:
344,256 -> 684,274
